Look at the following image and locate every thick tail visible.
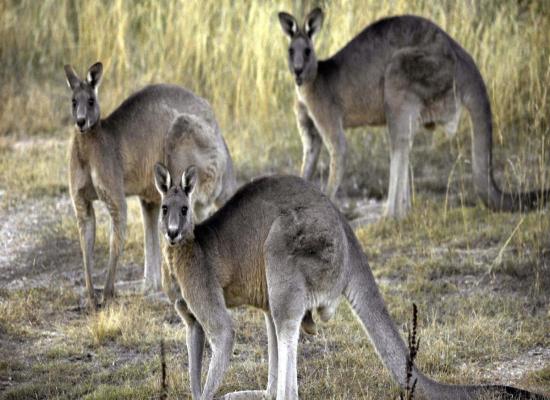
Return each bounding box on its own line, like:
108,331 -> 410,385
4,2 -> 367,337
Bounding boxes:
343,225 -> 547,399
461,59 -> 549,212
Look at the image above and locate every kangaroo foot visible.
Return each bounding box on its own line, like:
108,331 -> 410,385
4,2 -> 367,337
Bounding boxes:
83,287 -> 102,312
218,390 -> 269,399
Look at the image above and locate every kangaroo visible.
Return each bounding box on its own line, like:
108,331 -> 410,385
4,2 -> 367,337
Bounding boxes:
278,8 -> 549,218
64,62 -> 236,307
154,164 -> 544,400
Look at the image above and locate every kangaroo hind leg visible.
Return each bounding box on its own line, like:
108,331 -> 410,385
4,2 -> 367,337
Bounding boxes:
264,219 -> 311,400
383,88 -> 421,218
140,199 -> 161,292
385,109 -> 418,218
384,44 -> 456,218
267,276 -> 303,400
219,313 -> 279,400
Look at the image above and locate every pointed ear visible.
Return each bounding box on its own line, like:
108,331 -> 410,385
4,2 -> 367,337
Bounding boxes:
86,62 -> 103,90
154,163 -> 172,195
181,165 -> 197,196
64,64 -> 80,90
278,11 -> 298,38
304,8 -> 324,39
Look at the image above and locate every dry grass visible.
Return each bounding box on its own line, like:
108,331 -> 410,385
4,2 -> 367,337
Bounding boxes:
0,0 -> 548,184
0,159 -> 548,399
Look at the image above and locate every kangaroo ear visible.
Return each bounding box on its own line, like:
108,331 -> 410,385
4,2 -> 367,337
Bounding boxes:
86,62 -> 103,90
64,64 -> 81,90
181,165 -> 197,196
304,8 -> 324,39
154,163 -> 172,195
278,11 -> 298,38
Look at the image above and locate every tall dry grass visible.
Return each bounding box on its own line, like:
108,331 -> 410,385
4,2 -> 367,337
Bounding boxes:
0,0 -> 548,186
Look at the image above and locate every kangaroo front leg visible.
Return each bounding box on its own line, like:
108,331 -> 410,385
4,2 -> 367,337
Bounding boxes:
187,320 -> 205,399
100,188 -> 127,300
73,195 -> 97,308
140,199 -> 161,292
175,299 -> 205,400
296,102 -> 322,181
187,287 -> 235,400
200,319 -> 234,399
317,118 -> 346,202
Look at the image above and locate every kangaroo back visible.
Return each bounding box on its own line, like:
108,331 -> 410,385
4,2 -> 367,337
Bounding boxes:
164,113 -> 236,214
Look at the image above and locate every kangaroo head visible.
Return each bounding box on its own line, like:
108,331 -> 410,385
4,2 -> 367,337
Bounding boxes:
64,62 -> 103,133
278,8 -> 324,86
154,163 -> 197,246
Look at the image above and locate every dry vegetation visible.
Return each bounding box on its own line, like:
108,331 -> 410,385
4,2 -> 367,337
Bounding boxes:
1,0 -> 549,188
0,0 -> 549,399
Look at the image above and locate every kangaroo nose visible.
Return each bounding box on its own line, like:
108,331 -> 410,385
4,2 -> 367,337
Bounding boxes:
76,118 -> 86,128
294,67 -> 303,76
167,229 -> 178,240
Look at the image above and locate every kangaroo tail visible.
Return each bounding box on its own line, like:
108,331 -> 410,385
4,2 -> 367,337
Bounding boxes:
342,225 -> 547,399
461,59 -> 549,212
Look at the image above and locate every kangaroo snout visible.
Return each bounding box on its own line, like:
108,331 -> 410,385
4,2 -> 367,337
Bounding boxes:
76,118 -> 86,129
294,71 -> 304,86
167,228 -> 179,240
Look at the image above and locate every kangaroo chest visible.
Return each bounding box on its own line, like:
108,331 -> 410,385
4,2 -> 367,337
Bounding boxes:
73,133 -> 160,202
166,243 -> 269,313
297,80 -> 387,130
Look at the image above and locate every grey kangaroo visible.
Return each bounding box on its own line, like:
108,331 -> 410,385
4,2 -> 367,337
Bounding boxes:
154,165 -> 544,400
279,8 -> 549,218
64,62 -> 236,307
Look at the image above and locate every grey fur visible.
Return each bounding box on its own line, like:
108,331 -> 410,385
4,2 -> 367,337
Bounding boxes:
64,62 -> 236,307
278,9 -> 549,217
155,170 -> 543,400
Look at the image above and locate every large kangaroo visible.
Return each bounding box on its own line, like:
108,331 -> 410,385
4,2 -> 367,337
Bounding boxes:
278,9 -> 549,218
154,165 -> 544,400
64,62 -> 236,307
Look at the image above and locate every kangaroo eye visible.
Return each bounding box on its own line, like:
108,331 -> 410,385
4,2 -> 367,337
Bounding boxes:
72,99 -> 77,108
161,205 -> 168,215
289,48 -> 294,57
181,206 -> 188,215
304,48 -> 311,57
88,98 -> 95,106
